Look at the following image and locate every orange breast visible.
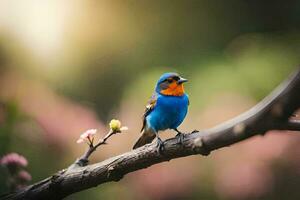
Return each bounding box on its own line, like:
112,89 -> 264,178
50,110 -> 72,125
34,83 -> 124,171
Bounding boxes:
161,82 -> 185,96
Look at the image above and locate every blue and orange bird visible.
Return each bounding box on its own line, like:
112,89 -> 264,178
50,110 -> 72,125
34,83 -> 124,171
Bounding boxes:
133,72 -> 189,152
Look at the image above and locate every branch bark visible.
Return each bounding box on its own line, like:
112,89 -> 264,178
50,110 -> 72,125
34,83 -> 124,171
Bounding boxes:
2,68 -> 300,200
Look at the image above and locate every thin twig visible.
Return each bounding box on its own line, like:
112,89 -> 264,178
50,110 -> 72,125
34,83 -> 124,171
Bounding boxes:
70,130 -> 119,168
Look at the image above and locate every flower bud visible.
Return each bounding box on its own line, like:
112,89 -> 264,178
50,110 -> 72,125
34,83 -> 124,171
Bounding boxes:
109,119 -> 122,132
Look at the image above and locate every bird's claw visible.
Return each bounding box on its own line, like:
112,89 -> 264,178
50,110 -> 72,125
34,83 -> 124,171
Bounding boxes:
156,138 -> 165,154
175,132 -> 185,144
174,129 -> 185,144
191,129 -> 199,134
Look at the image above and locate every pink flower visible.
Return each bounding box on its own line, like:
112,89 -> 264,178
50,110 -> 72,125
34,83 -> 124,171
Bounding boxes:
17,170 -> 32,182
0,153 -> 28,167
76,129 -> 97,144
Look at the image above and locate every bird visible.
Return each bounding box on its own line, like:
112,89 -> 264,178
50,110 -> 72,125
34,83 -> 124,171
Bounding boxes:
133,72 -> 189,153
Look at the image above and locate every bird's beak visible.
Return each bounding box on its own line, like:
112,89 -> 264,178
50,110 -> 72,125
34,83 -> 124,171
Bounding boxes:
177,77 -> 188,84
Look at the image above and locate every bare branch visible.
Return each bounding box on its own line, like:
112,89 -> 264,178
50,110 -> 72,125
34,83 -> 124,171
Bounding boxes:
2,67 -> 300,200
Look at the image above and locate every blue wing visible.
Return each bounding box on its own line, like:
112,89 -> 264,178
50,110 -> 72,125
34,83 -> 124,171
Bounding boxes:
141,93 -> 157,132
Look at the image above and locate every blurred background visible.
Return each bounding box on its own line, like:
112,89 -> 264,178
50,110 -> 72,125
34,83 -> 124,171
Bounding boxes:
0,0 -> 300,199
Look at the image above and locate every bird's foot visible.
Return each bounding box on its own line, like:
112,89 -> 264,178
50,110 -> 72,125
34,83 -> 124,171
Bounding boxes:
156,137 -> 165,154
191,129 -> 199,134
175,132 -> 185,144
174,128 -> 185,144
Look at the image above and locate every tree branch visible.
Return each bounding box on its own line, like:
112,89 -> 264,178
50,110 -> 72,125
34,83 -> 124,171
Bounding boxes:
2,68 -> 300,200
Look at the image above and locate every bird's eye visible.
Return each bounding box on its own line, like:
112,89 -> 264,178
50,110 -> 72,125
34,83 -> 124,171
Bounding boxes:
173,76 -> 180,81
167,79 -> 173,83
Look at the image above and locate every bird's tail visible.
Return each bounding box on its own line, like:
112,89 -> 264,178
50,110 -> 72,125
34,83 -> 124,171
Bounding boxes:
133,127 -> 156,149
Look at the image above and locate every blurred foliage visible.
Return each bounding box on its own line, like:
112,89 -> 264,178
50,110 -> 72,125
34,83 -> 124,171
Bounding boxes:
0,102 -> 20,194
1,0 -> 300,199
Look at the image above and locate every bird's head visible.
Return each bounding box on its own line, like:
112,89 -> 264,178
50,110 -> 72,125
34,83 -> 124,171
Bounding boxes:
155,72 -> 188,96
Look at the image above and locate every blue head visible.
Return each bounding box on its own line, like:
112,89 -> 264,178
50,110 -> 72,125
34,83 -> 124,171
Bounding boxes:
155,72 -> 188,96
